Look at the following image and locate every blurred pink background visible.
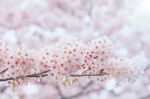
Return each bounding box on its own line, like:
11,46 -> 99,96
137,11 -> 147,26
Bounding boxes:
0,0 -> 150,99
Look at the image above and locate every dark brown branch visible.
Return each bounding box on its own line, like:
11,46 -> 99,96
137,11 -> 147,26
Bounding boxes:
70,72 -> 109,77
0,70 -> 51,82
0,69 -> 109,82
0,68 -> 8,74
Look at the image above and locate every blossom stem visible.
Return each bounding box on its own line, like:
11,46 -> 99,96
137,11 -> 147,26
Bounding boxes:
0,69 -> 108,82
69,72 -> 109,77
0,70 -> 50,81
0,68 -> 8,74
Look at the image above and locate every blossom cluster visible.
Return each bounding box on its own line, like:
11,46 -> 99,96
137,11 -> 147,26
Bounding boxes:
0,36 -> 148,86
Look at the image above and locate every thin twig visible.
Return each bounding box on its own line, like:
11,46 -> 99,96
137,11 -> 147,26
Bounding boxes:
0,69 -> 109,82
70,72 -> 109,77
0,68 -> 8,74
0,70 -> 50,81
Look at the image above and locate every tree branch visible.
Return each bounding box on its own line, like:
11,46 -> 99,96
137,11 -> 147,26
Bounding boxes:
0,69 -> 109,82
70,72 -> 109,77
0,70 -> 50,81
0,68 -> 8,74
